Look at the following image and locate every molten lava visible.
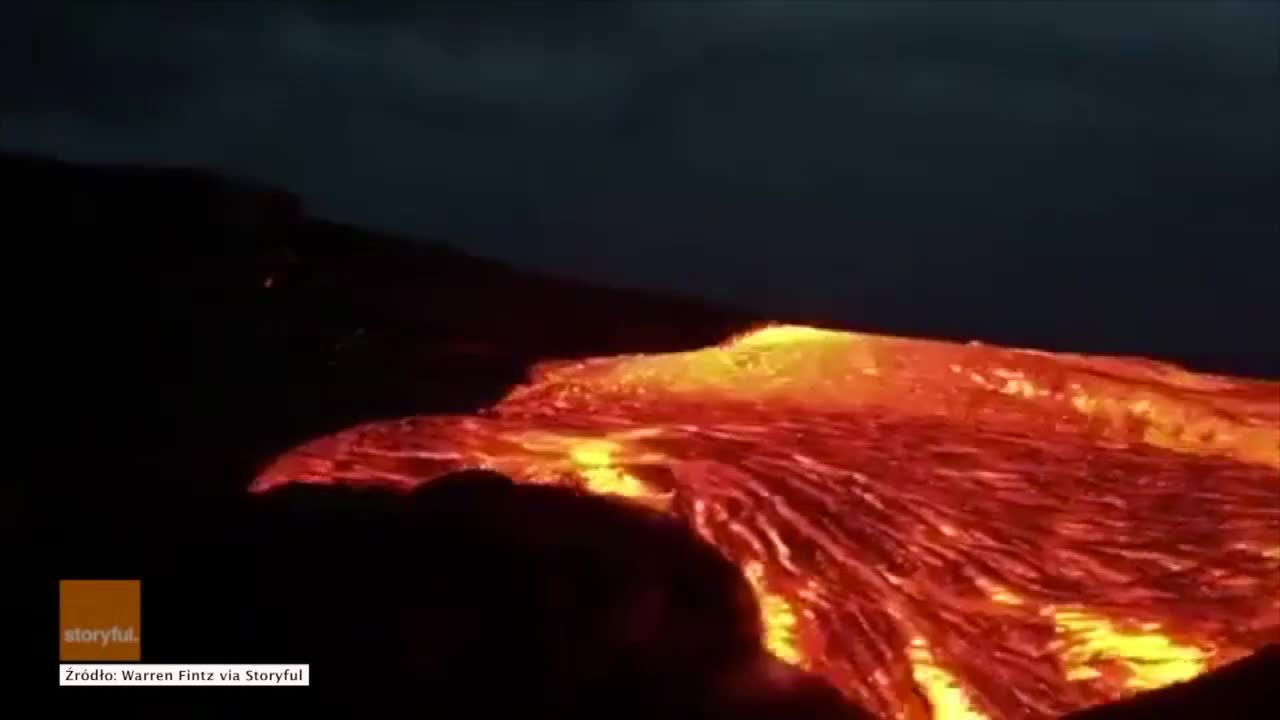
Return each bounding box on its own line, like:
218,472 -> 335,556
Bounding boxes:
257,325 -> 1279,719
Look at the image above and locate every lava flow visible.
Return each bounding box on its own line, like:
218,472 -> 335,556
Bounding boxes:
256,325 -> 1280,720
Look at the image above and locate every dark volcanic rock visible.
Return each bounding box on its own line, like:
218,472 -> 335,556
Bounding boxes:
17,148 -> 750,525
56,475 -> 872,718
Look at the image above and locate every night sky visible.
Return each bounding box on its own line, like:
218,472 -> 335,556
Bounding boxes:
6,1 -> 1278,360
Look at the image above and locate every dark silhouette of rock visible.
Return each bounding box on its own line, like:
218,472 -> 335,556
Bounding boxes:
81,474 -> 871,718
18,148 -> 751,527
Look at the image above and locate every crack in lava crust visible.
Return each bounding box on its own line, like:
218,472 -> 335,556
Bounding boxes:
256,325 -> 1280,720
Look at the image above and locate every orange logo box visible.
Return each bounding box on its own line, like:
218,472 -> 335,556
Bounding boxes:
60,580 -> 141,661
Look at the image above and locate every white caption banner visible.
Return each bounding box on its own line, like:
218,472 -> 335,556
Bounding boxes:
61,663 -> 309,686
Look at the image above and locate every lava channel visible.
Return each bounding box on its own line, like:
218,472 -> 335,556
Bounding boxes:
256,324 -> 1280,720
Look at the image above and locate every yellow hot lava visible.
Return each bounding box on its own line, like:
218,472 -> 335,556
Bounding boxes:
743,561 -> 804,667
907,637 -> 989,720
1051,608 -> 1209,691
568,439 -> 671,510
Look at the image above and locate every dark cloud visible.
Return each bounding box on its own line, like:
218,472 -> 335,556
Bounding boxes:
5,1 -> 1277,355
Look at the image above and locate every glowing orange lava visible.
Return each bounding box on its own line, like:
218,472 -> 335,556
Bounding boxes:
257,324 -> 1280,719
